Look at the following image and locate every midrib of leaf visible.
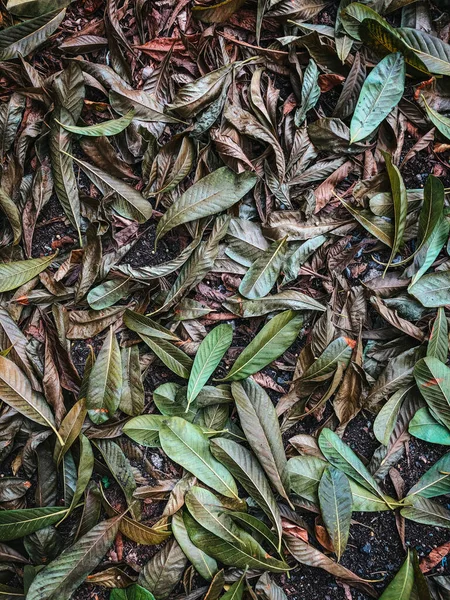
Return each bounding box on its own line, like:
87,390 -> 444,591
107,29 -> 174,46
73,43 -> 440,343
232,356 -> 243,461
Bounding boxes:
409,471 -> 450,497
332,481 -> 342,556
188,336 -> 225,404
245,238 -> 286,293
398,556 -> 412,598
303,342 -> 350,380
225,317 -> 294,379
350,58 -> 398,144
99,331 -> 114,400
167,424 -> 238,499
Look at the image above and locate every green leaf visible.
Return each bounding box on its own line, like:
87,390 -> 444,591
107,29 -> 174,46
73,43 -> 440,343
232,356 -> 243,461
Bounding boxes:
119,345 -> 144,417
110,585 -> 156,600
422,95 -> 450,141
221,310 -> 303,381
211,437 -> 282,549
318,428 -> 392,507
156,167 -> 256,243
124,309 -> 179,340
295,58 -> 320,126
401,496 -> 450,529
382,151 -> 407,271
0,355 -> 57,432
56,109 -> 134,136
282,236 -> 328,284
341,2 -> 391,41
414,357 -> 450,429
409,407 -> 450,445
229,512 -> 279,553
373,387 -> 411,446
379,551 -> 414,600
139,334 -> 192,379
407,453 -> 450,499
0,188 -> 21,245
50,109 -> 82,244
300,336 -> 355,382
26,516 -> 122,600
340,199 -> 393,247
0,9 -> 66,60
87,278 -> 131,310
428,307 -> 448,363
239,238 -> 288,300
187,324 -> 233,409
0,506 -> 69,542
54,398 -> 87,465
138,539 -> 188,600
350,52 -> 405,144
172,511 -> 218,581
159,417 -> 238,499
0,253 -> 55,293
231,378 -> 289,502
185,515 -> 289,573
286,455 -> 325,503
399,28 -> 450,77
409,268 -> 450,307
192,0 -> 246,22
318,466 -> 352,561
218,573 -> 245,600
123,414 -> 166,447
68,434 -> 94,513
185,487 -> 243,545
359,19 -> 429,75
71,154 -> 152,223
87,327 -> 122,424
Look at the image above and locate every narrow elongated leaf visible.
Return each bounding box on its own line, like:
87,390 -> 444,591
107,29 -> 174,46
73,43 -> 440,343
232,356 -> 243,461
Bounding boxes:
68,434 -> 94,512
239,238 -> 288,300
423,96 -> 450,141
382,151 -> 407,271
54,398 -> 87,464
0,355 -> 56,431
87,327 -> 122,424
0,253 -> 55,293
87,278 -> 131,310
156,167 -> 256,243
409,407 -> 450,445
0,9 -> 66,60
224,290 -> 325,317
350,52 -> 405,143
318,467 -> 352,561
222,310 -> 303,381
428,307 -> 448,363
50,109 -> 82,244
95,439 -> 138,518
318,428 -> 391,506
295,59 -> 320,126
26,516 -> 122,600
185,487 -> 243,544
185,516 -> 289,573
139,334 -> 192,379
124,310 -> 178,340
56,109 -> 134,136
159,417 -> 238,499
414,357 -> 450,429
187,324 -> 232,409
119,346 -> 144,417
401,496 -> 450,529
211,437 -> 282,548
0,507 -> 69,542
399,28 -> 450,76
407,453 -> 450,499
219,573 -> 245,600
71,154 -> 152,223
172,511 -> 217,581
373,387 -> 410,446
231,378 -> 289,501
301,336 -> 355,382
379,552 -> 414,600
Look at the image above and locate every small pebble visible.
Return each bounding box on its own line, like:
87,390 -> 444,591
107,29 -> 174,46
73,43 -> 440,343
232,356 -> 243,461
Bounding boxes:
361,542 -> 372,554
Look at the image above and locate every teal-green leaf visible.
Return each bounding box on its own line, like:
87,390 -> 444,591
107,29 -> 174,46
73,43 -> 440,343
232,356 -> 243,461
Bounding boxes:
409,269 -> 450,307
409,407 -> 450,445
379,551 -> 414,600
159,417 -> 238,499
56,109 -> 134,136
407,453 -> 450,499
318,466 -> 352,561
187,324 -> 232,409
414,357 -> 450,429
350,52 -> 405,143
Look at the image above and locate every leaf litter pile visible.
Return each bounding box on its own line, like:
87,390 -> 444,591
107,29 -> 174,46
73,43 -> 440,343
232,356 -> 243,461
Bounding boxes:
5,0 -> 450,598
